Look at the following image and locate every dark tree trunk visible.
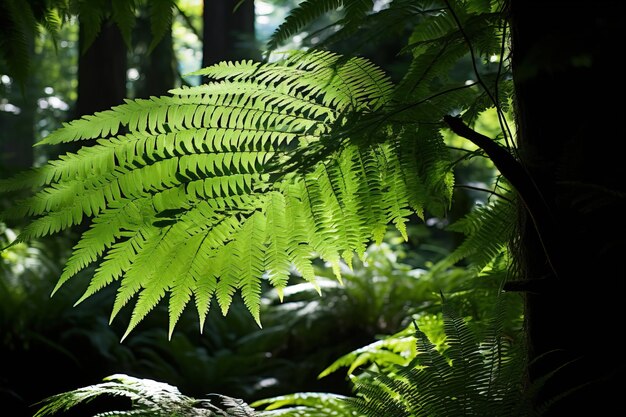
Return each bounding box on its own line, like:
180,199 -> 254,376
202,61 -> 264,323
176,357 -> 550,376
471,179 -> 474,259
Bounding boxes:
0,39 -> 35,171
133,9 -> 176,99
510,1 -> 625,415
202,0 -> 257,67
140,29 -> 175,98
0,84 -> 35,171
76,20 -> 127,118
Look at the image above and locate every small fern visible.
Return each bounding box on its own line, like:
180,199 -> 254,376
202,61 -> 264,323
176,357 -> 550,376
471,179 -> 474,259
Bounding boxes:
435,194 -> 515,272
346,300 -> 527,416
33,374 -> 257,417
255,297 -> 528,417
267,0 -> 344,51
254,393 -> 357,417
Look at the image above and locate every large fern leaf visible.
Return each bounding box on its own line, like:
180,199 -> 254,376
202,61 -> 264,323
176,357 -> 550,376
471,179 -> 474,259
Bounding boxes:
1,51 -> 453,338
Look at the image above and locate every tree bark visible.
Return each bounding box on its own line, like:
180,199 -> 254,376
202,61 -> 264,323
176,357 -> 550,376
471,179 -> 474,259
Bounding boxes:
202,0 -> 257,67
76,20 -> 127,118
133,11 -> 176,99
0,37 -> 35,171
0,83 -> 35,171
510,1 -> 625,415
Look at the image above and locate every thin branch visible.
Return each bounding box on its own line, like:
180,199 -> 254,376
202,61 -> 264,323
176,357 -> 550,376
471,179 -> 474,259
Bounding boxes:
443,115 -> 559,277
493,20 -> 515,153
443,0 -> 513,150
174,3 -> 202,40
392,81 -> 478,120
448,148 -> 487,169
446,145 -> 485,153
454,184 -> 512,202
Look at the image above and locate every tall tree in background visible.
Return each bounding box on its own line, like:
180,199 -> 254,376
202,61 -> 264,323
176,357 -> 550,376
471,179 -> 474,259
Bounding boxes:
133,8 -> 176,99
0,67 -> 36,171
75,21 -> 127,118
202,0 -> 257,67
509,1 -> 625,415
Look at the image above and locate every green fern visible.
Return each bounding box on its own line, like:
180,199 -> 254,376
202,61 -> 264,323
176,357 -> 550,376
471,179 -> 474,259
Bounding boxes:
350,301 -> 525,416
255,297 -> 528,417
1,1 -> 513,339
148,0 -> 175,51
344,300 -> 526,417
1,50 -> 453,338
253,393 -> 356,417
0,0 -> 38,83
33,374 -> 257,417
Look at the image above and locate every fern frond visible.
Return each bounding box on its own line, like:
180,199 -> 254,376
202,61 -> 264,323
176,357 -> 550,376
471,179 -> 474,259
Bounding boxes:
264,192 -> 291,300
0,51 -> 450,336
111,0 -> 136,48
39,7 -> 63,42
75,0 -> 105,53
166,232 -> 204,339
235,210 -> 267,326
253,393 -> 354,417
437,196 -> 515,271
319,332 -> 415,378
342,299 -> 526,417
0,0 -> 37,84
148,0 -> 174,51
33,374 -> 257,417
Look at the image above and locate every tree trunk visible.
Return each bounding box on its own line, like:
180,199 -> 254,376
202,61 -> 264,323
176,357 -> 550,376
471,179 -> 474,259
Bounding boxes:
510,1 -> 625,415
76,20 -> 127,118
140,29 -> 175,98
202,0 -> 257,67
0,40 -> 35,171
0,83 -> 35,171
133,7 -> 176,99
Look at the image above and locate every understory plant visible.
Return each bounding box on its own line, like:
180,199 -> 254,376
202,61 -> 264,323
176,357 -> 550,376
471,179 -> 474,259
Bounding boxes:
33,298 -> 527,417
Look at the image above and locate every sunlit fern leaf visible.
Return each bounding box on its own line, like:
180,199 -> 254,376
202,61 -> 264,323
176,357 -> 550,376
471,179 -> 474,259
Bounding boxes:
235,210 -> 267,326
264,192 -> 290,300
40,7 -> 63,44
33,374 -> 257,417
318,331 -> 416,378
0,51 -> 450,337
166,232 -> 205,338
342,299 -> 527,416
252,393 -> 356,417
